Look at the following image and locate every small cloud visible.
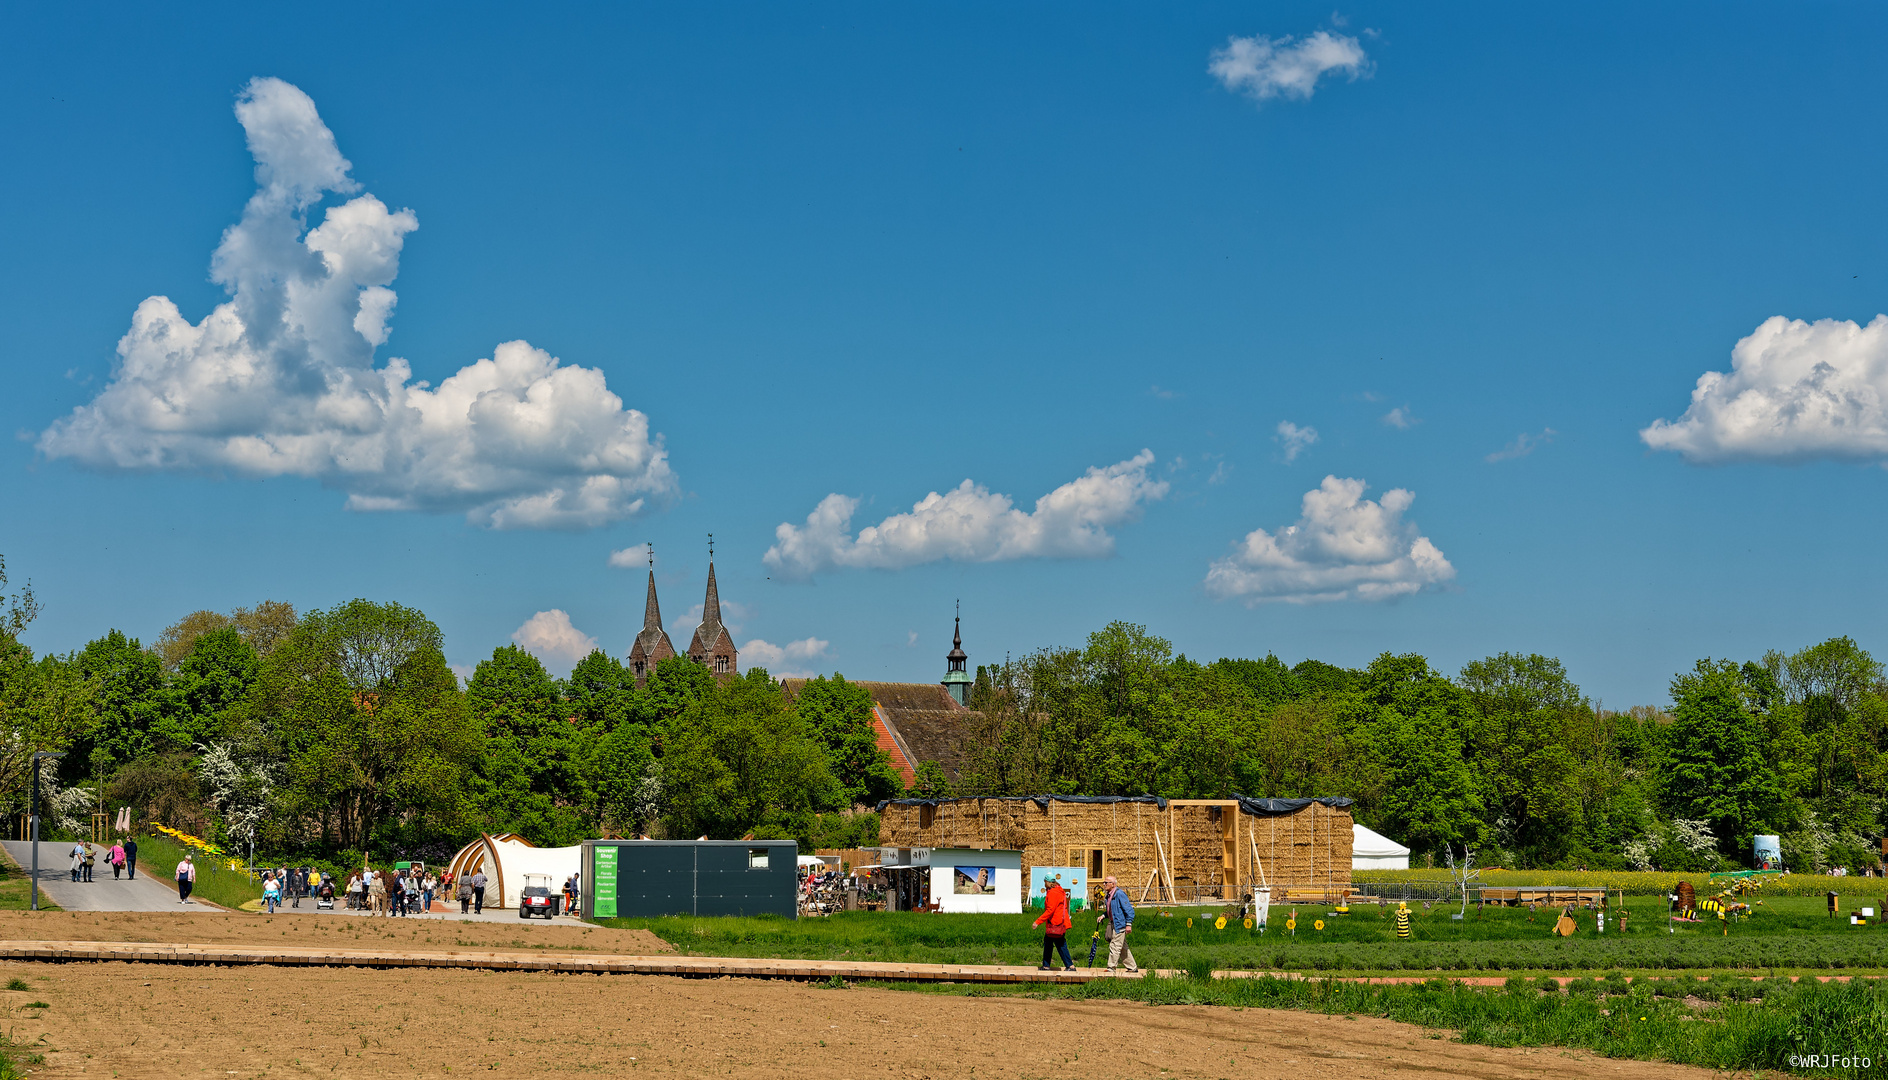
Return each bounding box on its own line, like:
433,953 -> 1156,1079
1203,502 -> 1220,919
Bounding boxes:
510,609 -> 599,673
1150,385 -> 1179,400
1381,406 -> 1418,430
907,631 -> 919,647
1486,428 -> 1556,463
1206,475 -> 1454,605
607,543 -> 651,569
1208,460 -> 1231,485
1330,11 -> 1350,28
449,663 -> 476,687
63,368 -> 78,380
1208,30 -> 1372,105
742,636 -> 830,678
1275,421 -> 1319,463
1359,390 -> 1384,402
764,451 -> 1167,579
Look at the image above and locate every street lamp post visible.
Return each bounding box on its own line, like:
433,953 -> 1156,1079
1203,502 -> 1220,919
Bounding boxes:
29,751 -> 67,912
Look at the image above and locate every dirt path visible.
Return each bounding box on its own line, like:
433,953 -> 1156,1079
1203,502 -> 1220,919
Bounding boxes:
3,959 -> 1738,1080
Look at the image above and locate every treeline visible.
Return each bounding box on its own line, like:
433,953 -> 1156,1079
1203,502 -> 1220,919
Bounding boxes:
0,586 -> 902,863
2,546 -> 1882,873
962,623 -> 1888,874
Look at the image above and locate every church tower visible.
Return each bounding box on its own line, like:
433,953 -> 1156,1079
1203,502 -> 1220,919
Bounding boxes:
626,548 -> 675,687
688,537 -> 738,677
941,605 -> 971,706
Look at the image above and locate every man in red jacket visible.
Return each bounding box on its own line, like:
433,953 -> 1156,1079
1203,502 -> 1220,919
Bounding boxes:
1034,875 -> 1075,971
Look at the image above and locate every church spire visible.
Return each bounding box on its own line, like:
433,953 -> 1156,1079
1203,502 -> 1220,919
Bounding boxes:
942,601 -> 972,706
626,543 -> 675,686
689,533 -> 738,677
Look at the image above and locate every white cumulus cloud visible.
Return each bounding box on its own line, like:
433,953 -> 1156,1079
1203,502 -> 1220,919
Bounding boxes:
1641,315 -> 1888,464
36,76 -> 674,529
741,636 -> 830,678
1206,475 -> 1454,605
608,544 -> 652,569
510,609 -> 600,673
764,451 -> 1168,579
1209,30 -> 1371,104
1276,421 -> 1318,462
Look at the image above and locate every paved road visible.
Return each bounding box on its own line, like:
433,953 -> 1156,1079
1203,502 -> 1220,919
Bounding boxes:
0,840 -> 195,912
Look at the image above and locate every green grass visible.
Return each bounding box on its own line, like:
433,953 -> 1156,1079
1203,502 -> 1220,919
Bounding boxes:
1356,866 -> 1853,897
0,844 -> 58,911
129,833 -> 261,910
876,972 -> 1888,1077
599,895 -> 1888,977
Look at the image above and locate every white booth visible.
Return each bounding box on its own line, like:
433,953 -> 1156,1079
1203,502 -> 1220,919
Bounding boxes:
1351,823 -> 1412,870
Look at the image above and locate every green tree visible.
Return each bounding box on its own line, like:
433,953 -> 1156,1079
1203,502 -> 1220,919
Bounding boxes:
1458,652 -> 1584,866
791,674 -> 903,805
68,630 -> 167,776
165,626 -> 259,751
661,670 -> 837,844
1661,659 -> 1784,855
468,645 -> 590,846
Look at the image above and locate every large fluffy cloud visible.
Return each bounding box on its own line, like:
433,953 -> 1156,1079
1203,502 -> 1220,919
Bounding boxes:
510,609 -> 600,672
1206,476 -> 1454,604
37,77 -> 674,528
1641,315 -> 1888,464
764,451 -> 1168,578
1208,31 -> 1371,104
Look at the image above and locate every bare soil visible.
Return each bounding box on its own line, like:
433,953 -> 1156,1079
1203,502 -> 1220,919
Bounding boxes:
0,911 -> 672,955
0,913 -> 1740,1079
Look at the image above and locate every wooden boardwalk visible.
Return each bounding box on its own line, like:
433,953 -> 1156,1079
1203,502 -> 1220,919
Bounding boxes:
0,939 -> 1133,984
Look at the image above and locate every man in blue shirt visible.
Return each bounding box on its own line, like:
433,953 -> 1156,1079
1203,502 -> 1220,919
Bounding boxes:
1096,875 -> 1139,973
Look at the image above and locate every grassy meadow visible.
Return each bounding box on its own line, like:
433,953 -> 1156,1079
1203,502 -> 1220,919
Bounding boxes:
600,894 -> 1888,976
127,833 -> 261,910
1356,867 -> 1863,897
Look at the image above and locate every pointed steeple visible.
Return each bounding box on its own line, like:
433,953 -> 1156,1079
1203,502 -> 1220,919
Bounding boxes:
626,544 -> 675,686
689,534 -> 738,677
942,601 -> 972,706
641,570 -> 664,632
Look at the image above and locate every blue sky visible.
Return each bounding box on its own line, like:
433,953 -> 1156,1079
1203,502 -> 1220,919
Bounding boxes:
6,4 -> 1888,705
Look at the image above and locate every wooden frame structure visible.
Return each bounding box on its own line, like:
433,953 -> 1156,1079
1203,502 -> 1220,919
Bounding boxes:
878,796 -> 1352,905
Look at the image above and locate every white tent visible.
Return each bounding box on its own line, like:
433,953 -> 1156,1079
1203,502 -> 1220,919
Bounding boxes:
446,834 -> 583,909
1352,823 -> 1411,870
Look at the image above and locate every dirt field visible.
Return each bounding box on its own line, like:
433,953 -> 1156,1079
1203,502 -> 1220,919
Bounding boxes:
0,911 -> 673,956
0,912 -> 1743,1079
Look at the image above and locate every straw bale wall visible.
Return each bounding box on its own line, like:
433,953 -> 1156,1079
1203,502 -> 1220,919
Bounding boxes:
878,798 -> 1352,900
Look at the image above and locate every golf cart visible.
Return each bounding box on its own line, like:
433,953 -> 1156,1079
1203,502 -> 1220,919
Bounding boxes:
519,873 -> 561,919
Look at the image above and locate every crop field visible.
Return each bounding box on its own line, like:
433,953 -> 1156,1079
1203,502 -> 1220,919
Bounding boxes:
601,894 -> 1888,976
1356,867 -> 1858,897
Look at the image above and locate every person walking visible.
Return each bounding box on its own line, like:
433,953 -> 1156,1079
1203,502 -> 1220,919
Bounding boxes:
470,869 -> 488,914
262,873 -> 282,914
401,870 -> 419,917
68,843 -> 83,882
421,870 -> 437,916
1034,875 -> 1075,971
1096,875 -> 1138,973
368,870 -> 387,916
123,837 -> 138,879
176,854 -> 196,904
457,873 -> 473,914
109,842 -> 126,879
346,872 -> 364,911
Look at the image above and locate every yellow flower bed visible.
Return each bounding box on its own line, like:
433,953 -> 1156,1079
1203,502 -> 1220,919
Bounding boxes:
149,822 -> 224,857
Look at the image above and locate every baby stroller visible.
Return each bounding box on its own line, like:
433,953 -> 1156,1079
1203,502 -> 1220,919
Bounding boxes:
316,876 -> 336,911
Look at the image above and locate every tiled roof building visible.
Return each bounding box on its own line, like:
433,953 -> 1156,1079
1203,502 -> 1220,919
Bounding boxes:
627,569 -> 675,686
687,560 -> 738,677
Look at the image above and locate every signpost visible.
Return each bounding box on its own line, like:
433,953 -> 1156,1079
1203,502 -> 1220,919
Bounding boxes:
593,846 -> 618,919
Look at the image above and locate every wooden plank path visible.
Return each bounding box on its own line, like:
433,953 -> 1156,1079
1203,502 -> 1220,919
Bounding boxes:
0,940 -> 1137,984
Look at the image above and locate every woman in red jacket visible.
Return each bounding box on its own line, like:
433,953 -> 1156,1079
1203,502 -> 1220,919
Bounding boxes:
1034,877 -> 1075,971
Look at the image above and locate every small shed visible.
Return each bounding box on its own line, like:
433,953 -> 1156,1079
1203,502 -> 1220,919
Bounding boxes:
581,840 -> 797,919
1351,823 -> 1411,870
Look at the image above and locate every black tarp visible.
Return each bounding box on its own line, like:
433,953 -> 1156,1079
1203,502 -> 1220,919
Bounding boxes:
878,794 -> 1168,811
878,794 -> 1354,814
1231,793 -> 1354,815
